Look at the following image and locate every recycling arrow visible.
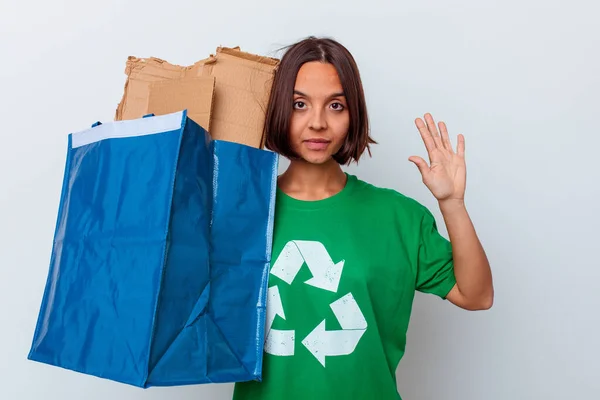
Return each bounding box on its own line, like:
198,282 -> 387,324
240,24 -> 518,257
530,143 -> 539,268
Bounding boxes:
264,240 -> 368,365
264,329 -> 294,356
301,293 -> 367,367
265,285 -> 285,335
270,240 -> 344,293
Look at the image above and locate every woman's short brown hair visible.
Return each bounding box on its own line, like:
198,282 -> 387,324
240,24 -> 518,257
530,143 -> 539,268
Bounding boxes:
264,36 -> 376,165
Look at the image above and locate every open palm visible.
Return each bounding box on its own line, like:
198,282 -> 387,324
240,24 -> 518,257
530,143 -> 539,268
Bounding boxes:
409,113 -> 466,202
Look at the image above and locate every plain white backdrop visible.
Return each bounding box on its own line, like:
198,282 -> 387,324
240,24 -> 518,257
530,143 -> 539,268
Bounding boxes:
1,0 -> 599,399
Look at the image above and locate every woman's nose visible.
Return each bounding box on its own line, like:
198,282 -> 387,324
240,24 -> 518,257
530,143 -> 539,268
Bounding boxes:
308,108 -> 327,130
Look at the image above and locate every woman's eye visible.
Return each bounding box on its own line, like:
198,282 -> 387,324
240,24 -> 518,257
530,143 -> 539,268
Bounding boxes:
293,101 -> 306,109
330,102 -> 344,111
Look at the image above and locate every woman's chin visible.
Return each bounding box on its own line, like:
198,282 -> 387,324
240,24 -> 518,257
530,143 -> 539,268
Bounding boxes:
300,152 -> 334,165
290,146 -> 341,166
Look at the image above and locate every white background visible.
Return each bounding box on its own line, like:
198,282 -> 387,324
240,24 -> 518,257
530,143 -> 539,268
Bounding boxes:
1,0 -> 599,399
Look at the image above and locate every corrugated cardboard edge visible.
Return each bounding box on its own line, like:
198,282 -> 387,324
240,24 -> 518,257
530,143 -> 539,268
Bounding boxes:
213,47 -> 279,148
114,47 -> 280,148
114,55 -> 217,121
216,46 -> 279,67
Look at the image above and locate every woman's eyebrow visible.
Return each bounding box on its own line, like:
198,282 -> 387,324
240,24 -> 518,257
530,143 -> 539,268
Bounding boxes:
293,90 -> 346,98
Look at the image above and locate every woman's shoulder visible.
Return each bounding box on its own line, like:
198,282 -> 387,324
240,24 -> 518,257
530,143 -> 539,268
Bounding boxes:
349,174 -> 432,217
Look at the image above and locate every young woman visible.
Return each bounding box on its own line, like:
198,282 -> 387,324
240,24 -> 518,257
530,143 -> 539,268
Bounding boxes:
233,36 -> 493,400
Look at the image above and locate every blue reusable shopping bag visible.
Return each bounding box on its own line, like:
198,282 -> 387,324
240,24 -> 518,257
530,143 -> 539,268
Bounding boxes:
28,110 -> 278,387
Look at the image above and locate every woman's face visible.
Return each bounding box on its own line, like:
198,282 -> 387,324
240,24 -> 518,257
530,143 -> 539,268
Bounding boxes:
289,61 -> 350,165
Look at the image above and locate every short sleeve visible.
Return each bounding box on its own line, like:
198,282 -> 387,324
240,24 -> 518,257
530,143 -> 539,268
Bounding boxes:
415,209 -> 456,299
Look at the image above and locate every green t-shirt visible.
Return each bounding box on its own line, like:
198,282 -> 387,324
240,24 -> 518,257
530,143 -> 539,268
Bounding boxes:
233,173 -> 456,400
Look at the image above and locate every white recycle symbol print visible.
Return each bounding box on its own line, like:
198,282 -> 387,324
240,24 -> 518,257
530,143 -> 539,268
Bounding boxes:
264,240 -> 368,367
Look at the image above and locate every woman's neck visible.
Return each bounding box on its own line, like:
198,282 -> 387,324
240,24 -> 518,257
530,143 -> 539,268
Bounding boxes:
278,159 -> 347,201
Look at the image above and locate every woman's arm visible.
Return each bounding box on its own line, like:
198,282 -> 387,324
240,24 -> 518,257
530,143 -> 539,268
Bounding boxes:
409,113 -> 494,310
439,199 -> 493,310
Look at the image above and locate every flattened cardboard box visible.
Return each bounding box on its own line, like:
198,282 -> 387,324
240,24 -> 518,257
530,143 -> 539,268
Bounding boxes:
115,47 -> 279,148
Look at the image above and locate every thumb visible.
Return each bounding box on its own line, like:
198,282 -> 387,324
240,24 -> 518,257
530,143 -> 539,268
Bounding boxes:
408,156 -> 430,178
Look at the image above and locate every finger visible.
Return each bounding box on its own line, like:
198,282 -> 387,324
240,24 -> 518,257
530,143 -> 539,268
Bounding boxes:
457,134 -> 465,157
408,156 -> 430,179
424,113 -> 443,147
439,121 -> 453,152
414,118 -> 436,155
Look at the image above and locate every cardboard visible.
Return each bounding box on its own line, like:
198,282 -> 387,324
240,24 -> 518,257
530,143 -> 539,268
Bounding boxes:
115,47 -> 279,148
147,77 -> 215,133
